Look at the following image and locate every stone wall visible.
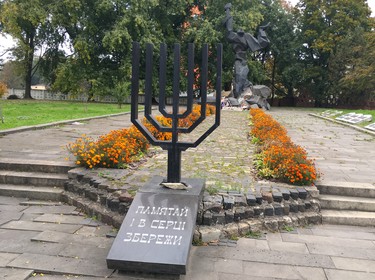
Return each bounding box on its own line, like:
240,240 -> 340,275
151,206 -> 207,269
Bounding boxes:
63,168 -> 321,243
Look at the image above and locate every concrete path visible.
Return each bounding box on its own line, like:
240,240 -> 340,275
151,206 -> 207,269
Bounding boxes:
0,108 -> 374,279
1,194 -> 374,279
0,114 -> 134,162
268,108 -> 375,185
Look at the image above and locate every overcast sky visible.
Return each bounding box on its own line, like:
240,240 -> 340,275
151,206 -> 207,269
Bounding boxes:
1,0 -> 374,58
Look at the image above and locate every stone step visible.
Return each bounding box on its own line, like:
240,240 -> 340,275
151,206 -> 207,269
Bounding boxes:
0,158 -> 74,174
19,200 -> 63,206
0,184 -> 63,201
321,209 -> 375,227
317,181 -> 375,198
0,171 -> 68,187
62,191 -> 124,229
320,194 -> 375,212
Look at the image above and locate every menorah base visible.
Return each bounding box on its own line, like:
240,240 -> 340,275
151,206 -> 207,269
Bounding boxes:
167,149 -> 182,183
106,176 -> 205,275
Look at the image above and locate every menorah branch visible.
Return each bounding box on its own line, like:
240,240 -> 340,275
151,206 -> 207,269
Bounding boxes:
131,42 -> 223,183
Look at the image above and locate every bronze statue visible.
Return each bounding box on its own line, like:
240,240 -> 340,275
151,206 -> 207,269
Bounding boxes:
223,3 -> 270,98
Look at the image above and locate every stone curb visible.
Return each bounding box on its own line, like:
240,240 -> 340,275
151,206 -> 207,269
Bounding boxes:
309,113 -> 375,137
0,111 -> 132,136
63,168 -> 322,243
196,212 -> 322,244
62,191 -> 124,228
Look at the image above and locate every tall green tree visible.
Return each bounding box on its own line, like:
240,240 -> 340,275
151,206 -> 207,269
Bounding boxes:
1,0 -> 275,99
183,0 -> 268,89
260,0 -> 302,104
328,23 -> 375,106
295,0 -> 372,106
52,0 -> 196,98
50,0 -> 118,97
0,0 -> 63,98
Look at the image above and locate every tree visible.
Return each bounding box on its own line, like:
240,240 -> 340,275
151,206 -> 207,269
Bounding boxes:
2,0 -> 274,100
0,0 -> 64,99
0,53 -> 3,71
328,24 -> 375,106
182,1 -> 268,89
340,30 -> 375,101
0,60 -> 24,88
295,0 -> 372,106
261,0 -> 302,104
102,0 -> 197,96
52,0 -> 201,98
50,0 -> 119,96
112,80 -> 130,108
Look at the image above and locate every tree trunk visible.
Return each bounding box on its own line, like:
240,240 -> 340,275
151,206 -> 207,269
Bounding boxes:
24,31 -> 35,99
287,87 -> 295,106
271,57 -> 276,102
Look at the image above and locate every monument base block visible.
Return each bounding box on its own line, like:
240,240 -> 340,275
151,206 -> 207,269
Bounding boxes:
106,176 -> 205,275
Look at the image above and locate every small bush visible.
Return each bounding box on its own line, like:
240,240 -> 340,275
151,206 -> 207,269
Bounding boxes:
7,94 -> 19,99
249,108 -> 317,185
0,82 -> 7,98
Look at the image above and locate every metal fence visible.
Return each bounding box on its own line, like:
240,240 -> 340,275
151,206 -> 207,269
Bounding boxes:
3,88 -> 123,103
3,88 -> 189,105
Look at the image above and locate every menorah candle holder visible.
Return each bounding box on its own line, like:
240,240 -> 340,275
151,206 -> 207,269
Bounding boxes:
131,42 -> 223,183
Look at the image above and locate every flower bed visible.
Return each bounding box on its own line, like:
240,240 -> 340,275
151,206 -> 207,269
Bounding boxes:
250,108 -> 317,185
67,104 -> 215,168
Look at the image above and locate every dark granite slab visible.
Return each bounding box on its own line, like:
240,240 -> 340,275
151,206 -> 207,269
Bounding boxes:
272,192 -> 283,203
106,176 -> 205,275
246,194 -> 256,206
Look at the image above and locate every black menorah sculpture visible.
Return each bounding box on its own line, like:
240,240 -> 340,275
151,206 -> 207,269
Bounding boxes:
131,42 -> 223,183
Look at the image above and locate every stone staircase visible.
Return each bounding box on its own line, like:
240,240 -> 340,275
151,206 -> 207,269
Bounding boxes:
317,181 -> 375,227
0,158 -> 74,202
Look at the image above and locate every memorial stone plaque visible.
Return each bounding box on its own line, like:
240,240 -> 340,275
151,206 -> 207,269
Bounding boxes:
106,176 -> 205,275
321,110 -> 343,117
365,123 -> 375,132
336,113 -> 372,124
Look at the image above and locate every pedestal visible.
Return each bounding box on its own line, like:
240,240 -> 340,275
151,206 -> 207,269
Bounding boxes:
106,176 -> 205,275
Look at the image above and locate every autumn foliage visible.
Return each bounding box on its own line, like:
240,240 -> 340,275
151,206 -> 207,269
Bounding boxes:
68,105 -> 215,168
250,108 -> 317,185
0,82 -> 7,98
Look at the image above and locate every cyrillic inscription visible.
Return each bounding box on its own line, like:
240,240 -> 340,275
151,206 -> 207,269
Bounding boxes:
124,206 -> 190,246
135,206 -> 189,217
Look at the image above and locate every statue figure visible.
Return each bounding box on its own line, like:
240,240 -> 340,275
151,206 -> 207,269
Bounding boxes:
223,3 -> 270,99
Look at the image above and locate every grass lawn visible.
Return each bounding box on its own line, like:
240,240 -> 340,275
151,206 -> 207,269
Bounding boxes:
0,100 -> 131,130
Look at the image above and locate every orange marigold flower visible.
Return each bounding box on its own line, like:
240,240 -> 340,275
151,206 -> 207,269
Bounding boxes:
250,108 -> 318,186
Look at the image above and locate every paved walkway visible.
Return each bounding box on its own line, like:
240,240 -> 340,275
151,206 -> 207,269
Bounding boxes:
0,114 -> 134,162
268,108 -> 375,185
0,108 -> 374,279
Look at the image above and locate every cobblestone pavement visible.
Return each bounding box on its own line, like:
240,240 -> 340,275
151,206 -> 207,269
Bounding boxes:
141,110 -> 255,191
0,108 -> 375,279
